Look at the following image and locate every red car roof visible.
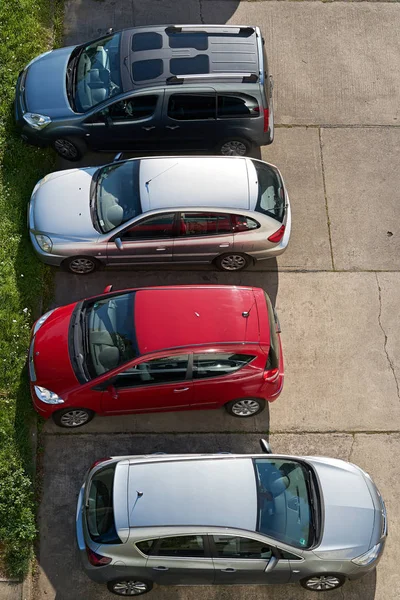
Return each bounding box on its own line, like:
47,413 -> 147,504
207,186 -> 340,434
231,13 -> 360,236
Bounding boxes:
134,286 -> 267,355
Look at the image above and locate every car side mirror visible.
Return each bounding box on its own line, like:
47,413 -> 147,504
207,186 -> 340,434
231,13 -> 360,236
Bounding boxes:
113,152 -> 123,162
260,438 -> 272,454
264,555 -> 278,573
103,284 -> 113,294
114,237 -> 123,251
106,27 -> 114,34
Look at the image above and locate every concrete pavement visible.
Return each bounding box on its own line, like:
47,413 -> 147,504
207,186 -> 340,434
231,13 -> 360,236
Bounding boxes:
33,1 -> 400,600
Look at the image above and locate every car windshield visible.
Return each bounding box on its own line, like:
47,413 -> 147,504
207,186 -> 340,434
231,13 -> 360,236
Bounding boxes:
253,458 -> 315,549
86,464 -> 121,544
93,160 -> 142,233
252,161 -> 285,223
83,292 -> 139,379
73,33 -> 122,112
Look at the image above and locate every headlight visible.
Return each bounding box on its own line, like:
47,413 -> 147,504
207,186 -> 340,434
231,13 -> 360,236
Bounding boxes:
33,309 -> 55,335
35,234 -> 53,252
23,113 -> 51,130
352,543 -> 382,566
34,386 -> 64,404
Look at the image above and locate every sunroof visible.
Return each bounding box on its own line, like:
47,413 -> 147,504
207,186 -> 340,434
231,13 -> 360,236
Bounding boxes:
132,32 -> 163,52
170,55 -> 209,76
132,59 -> 163,81
168,32 -> 208,51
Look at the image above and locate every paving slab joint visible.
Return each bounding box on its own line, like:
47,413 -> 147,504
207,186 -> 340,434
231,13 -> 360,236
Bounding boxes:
375,273 -> 400,400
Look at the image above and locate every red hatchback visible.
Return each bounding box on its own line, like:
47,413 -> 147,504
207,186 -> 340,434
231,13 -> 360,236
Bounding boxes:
28,285 -> 284,428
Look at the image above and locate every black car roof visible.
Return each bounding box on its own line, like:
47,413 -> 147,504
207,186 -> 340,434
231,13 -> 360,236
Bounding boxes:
119,25 -> 262,91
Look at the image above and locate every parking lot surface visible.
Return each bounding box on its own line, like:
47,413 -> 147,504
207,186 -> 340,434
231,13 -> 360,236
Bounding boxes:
34,1 -> 400,599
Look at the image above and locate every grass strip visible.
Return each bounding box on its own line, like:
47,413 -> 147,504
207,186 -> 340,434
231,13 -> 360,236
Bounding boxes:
0,0 -> 63,577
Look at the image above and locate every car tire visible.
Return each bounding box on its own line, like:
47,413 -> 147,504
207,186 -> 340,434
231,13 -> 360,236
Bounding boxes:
300,574 -> 346,592
225,398 -> 265,418
107,579 -> 153,596
52,408 -> 94,428
214,252 -> 253,272
216,137 -> 252,156
53,137 -> 86,161
62,256 -> 100,275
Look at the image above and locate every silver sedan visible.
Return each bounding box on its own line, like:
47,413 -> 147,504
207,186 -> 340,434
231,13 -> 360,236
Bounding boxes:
28,155 -> 291,274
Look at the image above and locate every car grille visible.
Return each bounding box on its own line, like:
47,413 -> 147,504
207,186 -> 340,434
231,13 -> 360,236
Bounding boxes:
28,336 -> 36,382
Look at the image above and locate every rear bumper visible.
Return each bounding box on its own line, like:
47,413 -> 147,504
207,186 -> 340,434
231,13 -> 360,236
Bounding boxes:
250,199 -> 292,261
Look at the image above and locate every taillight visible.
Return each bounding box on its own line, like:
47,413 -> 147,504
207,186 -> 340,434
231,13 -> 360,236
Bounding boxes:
268,225 -> 285,243
90,458 -> 111,470
86,546 -> 112,566
263,108 -> 269,133
263,368 -> 280,383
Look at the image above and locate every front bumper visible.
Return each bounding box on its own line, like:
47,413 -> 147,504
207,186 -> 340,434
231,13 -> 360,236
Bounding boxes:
29,230 -> 64,267
15,69 -> 49,147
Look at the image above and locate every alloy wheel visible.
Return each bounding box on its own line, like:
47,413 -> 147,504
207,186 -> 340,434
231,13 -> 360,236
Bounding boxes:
60,410 -> 90,428
68,257 -> 96,274
112,581 -> 149,596
54,138 -> 79,159
305,576 -> 342,591
231,399 -> 261,416
220,140 -> 248,156
220,254 -> 247,271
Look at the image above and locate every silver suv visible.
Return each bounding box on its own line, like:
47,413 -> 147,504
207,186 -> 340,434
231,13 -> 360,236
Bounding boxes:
28,155 -> 290,273
76,441 -> 387,596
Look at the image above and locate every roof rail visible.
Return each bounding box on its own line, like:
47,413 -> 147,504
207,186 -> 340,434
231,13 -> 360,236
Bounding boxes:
166,25 -> 255,36
166,73 -> 259,85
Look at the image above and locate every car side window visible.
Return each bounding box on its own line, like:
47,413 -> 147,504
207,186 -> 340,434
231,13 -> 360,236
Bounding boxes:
231,214 -> 260,233
136,539 -> 158,556
212,535 -> 272,559
217,94 -> 260,118
167,94 -> 216,120
88,95 -> 158,123
113,355 -> 189,389
179,212 -> 232,237
193,353 -> 255,379
280,549 -> 302,560
157,535 -> 205,557
121,213 -> 176,240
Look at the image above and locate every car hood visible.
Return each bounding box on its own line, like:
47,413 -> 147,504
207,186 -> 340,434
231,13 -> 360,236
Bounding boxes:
30,168 -> 99,239
308,457 -> 376,559
33,303 -> 79,393
24,46 -> 76,117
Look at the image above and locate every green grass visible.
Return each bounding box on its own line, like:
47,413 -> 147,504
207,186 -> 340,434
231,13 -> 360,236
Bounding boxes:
0,0 -> 63,577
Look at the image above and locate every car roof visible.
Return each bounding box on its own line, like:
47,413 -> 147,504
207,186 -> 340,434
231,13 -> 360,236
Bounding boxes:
133,285 -> 264,354
120,25 -> 262,91
138,156 -> 256,212
125,457 -> 258,529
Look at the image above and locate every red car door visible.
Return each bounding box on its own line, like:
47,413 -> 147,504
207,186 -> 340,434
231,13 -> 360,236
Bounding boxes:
100,354 -> 193,414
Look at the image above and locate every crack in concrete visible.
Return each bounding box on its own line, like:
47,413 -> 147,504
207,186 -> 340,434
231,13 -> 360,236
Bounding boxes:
318,127 -> 335,271
376,273 -> 400,401
199,0 -> 205,24
348,434 -> 356,462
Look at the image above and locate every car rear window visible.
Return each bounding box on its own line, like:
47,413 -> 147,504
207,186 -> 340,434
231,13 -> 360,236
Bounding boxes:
86,464 -> 121,544
252,161 -> 285,223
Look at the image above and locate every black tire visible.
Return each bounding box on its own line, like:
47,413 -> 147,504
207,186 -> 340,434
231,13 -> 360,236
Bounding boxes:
52,408 -> 94,428
52,137 -> 86,161
62,255 -> 100,275
216,137 -> 252,156
107,579 -> 153,596
300,574 -> 346,592
214,252 -> 253,272
225,398 -> 265,418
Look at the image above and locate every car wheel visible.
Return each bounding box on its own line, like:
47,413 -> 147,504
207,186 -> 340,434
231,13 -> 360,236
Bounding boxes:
214,253 -> 252,272
52,408 -> 94,428
300,574 -> 346,592
216,138 -> 252,156
62,256 -> 99,275
107,579 -> 153,596
53,137 -> 86,161
225,398 -> 265,417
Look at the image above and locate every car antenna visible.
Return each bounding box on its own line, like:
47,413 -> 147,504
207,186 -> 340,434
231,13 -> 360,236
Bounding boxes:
145,162 -> 179,191
130,491 -> 144,520
242,300 -> 256,318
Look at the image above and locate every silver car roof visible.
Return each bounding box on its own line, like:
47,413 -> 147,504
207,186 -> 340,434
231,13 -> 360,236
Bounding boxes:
139,156 -> 257,213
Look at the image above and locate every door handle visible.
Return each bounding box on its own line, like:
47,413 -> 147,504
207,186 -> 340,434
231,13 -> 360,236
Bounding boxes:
221,568 -> 236,573
156,247 -> 166,251
142,126 -> 156,131
165,125 -> 180,130
219,244 -> 230,248
174,387 -> 189,393
153,566 -> 169,571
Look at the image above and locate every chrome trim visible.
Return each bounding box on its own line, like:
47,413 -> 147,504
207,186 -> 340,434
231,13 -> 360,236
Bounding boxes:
28,336 -> 36,382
